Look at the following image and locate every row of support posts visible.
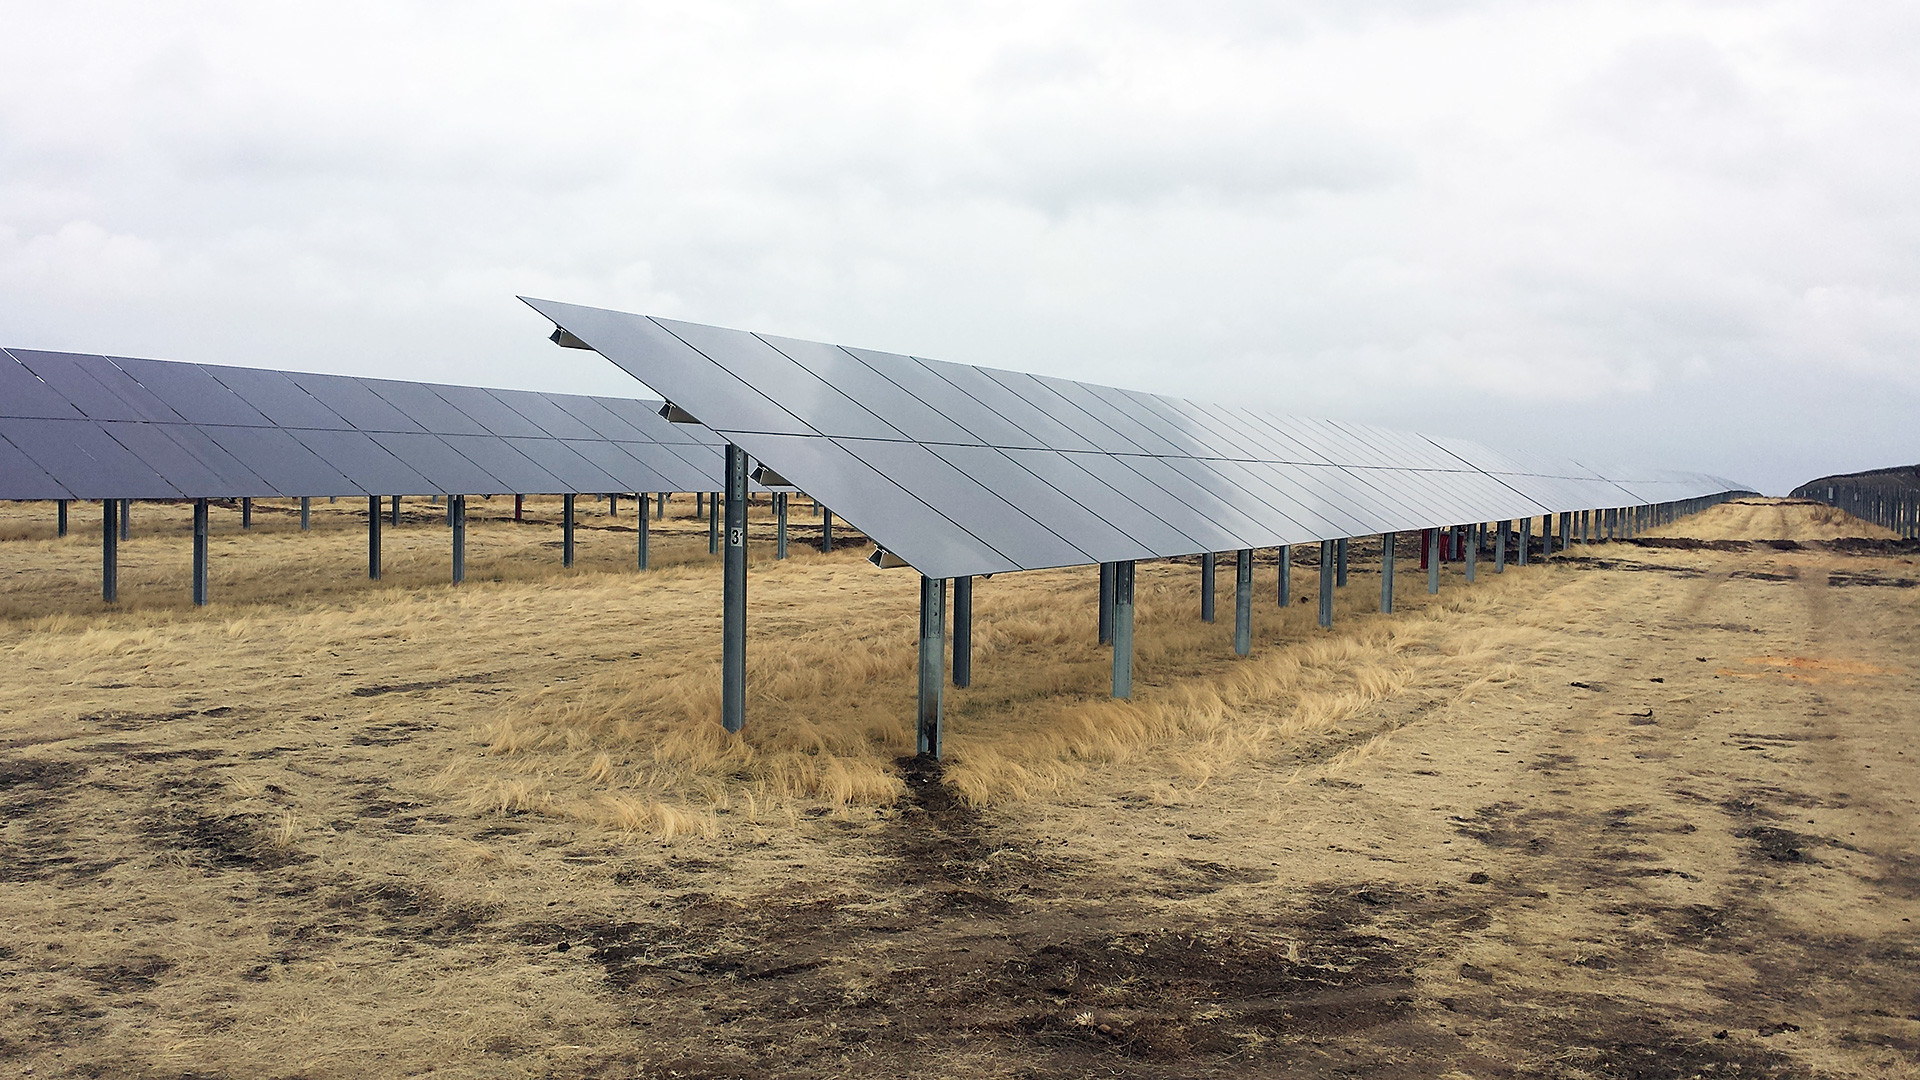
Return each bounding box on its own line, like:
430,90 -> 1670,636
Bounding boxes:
86,489 -> 766,606
721,491 -> 1758,762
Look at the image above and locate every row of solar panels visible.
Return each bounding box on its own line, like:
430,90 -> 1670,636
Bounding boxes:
0,348 -> 733,501
526,297 -> 1750,580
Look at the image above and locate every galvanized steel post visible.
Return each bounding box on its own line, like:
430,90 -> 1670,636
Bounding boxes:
1427,527 -> 1440,594
57,499 -> 68,537
1518,517 -> 1531,566
1277,545 -> 1291,608
390,495 -> 400,526
368,497 -> 382,579
102,500 -> 118,602
192,498 -> 209,606
723,445 -> 748,735
1336,537 -> 1349,587
1098,562 -> 1115,644
638,493 -> 650,570
822,509 -> 834,553
1465,524 -> 1477,583
916,574 -> 946,757
563,494 -> 576,567
708,491 -> 719,555
1318,540 -> 1334,629
1201,552 -> 1216,623
1111,560 -> 1136,699
1380,531 -> 1396,613
1495,520 -> 1508,572
1234,548 -> 1253,657
300,496 -> 310,531
953,575 -> 973,689
119,498 -> 130,540
775,492 -> 788,560
452,495 -> 466,584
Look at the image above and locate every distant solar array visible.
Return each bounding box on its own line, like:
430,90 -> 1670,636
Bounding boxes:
523,298 -> 1746,580
0,348 -> 727,500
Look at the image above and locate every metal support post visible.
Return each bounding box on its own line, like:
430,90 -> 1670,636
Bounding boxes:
1234,548 -> 1252,657
120,498 -> 130,540
390,495 -> 400,526
1318,539 -> 1334,629
241,497 -> 251,529
1518,517 -> 1531,566
1336,537 -> 1348,587
637,493 -> 650,569
1098,562 -> 1115,644
723,446 -> 748,735
822,509 -> 834,553
953,575 -> 972,688
515,494 -> 524,521
58,499 -> 68,537
1495,520 -> 1507,572
192,498 -> 209,606
368,497 -> 382,579
300,496 -> 311,531
451,495 -> 466,583
1111,561 -> 1136,698
697,491 -> 705,518
1428,527 -> 1441,594
1277,545 -> 1290,607
916,574 -> 946,756
1201,552 -> 1216,623
1559,512 -> 1570,551
608,493 -> 618,517
102,500 -> 118,602
775,492 -> 788,560
563,494 -> 576,567
708,491 -> 719,555
1380,532 -> 1395,613
1465,524 -> 1477,583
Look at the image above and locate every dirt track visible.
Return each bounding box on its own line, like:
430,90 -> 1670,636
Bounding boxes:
1,499 -> 1915,1078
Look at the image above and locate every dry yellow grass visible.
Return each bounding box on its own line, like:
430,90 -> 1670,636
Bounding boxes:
1,494 -> 1913,1078
1640,496 -> 1899,541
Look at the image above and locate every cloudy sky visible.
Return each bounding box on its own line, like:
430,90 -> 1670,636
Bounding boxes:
5,1 -> 1916,494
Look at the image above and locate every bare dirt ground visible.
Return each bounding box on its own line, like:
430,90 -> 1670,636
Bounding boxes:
1,496 -> 1915,1078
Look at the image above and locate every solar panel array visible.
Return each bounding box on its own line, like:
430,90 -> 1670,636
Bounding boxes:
524,297 -> 1748,580
0,348 -> 728,501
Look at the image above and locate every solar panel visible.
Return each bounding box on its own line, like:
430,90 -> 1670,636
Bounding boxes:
285,372 -> 425,433
0,417 -> 181,499
525,296 -> 1750,579
205,366 -> 348,429
112,357 -> 272,427
757,334 -> 967,443
0,350 -> 732,502
10,350 -> 176,423
560,439 -> 675,494
287,429 -> 437,493
363,379 -> 491,436
0,352 -> 86,420
203,427 -> 353,496
0,429 -> 73,498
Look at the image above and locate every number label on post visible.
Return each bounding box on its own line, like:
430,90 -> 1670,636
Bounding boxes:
729,527 -> 744,547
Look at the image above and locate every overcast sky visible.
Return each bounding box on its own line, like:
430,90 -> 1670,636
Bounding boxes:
5,1 -> 1916,494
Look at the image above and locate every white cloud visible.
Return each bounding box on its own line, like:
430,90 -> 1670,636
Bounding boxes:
2,0 -> 1915,492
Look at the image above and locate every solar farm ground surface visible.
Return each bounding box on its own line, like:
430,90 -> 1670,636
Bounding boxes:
0,497 -> 1915,1079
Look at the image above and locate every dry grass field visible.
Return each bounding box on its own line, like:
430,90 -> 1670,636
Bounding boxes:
1,495 -> 1915,1078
